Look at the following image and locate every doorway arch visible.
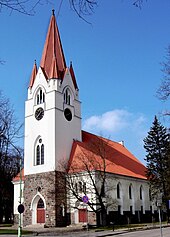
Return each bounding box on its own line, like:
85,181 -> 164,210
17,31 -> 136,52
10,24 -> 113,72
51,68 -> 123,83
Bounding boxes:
30,193 -> 46,225
37,198 -> 45,223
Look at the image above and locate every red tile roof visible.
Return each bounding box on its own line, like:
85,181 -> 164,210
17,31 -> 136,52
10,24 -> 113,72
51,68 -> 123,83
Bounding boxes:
68,131 -> 147,180
13,131 -> 147,181
12,169 -> 25,182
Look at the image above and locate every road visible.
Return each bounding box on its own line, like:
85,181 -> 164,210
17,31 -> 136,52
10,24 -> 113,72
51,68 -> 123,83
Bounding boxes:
0,226 -> 169,237
39,227 -> 170,237
115,227 -> 170,237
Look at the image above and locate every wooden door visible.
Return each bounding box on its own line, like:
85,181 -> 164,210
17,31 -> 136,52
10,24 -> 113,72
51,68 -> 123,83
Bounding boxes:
79,209 -> 87,222
37,209 -> 45,223
37,198 -> 45,223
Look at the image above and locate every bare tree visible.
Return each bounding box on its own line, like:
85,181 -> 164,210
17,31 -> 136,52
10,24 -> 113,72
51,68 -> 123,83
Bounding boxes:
0,90 -> 23,223
69,0 -> 97,22
0,0 -> 148,17
68,0 -> 146,22
0,0 -> 43,15
157,46 -> 170,116
61,134 -> 117,226
133,0 -> 146,8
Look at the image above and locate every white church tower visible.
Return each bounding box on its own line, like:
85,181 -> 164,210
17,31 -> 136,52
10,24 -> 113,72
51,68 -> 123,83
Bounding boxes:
23,10 -> 82,227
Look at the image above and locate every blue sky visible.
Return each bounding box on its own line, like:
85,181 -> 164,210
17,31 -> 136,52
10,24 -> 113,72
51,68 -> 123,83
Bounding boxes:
0,0 -> 169,164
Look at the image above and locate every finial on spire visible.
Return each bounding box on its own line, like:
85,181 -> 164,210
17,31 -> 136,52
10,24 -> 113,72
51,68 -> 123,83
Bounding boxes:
34,59 -> 37,65
52,9 -> 55,16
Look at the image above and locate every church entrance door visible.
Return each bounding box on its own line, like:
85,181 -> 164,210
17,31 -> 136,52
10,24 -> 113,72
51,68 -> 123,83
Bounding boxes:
79,209 -> 87,222
37,198 -> 45,223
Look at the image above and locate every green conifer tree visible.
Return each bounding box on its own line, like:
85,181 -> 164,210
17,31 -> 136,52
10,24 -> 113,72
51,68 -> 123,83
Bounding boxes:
144,116 -> 170,205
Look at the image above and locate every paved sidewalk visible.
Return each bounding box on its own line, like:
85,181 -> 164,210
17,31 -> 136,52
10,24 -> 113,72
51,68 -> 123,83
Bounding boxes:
0,229 -> 127,237
0,223 -> 169,237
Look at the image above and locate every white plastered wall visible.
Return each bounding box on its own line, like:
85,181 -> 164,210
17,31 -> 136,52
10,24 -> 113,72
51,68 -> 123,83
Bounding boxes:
12,181 -> 24,214
68,171 -> 157,224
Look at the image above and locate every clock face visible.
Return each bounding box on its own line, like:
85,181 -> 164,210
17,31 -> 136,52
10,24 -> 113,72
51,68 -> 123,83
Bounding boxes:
35,107 -> 44,120
64,108 -> 72,121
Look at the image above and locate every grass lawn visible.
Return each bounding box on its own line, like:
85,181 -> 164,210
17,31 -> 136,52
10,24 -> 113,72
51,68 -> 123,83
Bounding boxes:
0,229 -> 33,235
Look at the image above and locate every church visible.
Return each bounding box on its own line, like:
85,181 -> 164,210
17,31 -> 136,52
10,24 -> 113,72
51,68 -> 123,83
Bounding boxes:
12,11 -> 157,227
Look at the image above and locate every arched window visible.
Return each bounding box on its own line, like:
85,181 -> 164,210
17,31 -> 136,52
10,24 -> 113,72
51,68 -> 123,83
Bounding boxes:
75,183 -> 78,193
83,182 -> 86,194
41,144 -> 44,165
37,198 -> 44,208
140,186 -> 143,200
64,88 -> 71,105
117,183 -> 121,199
36,88 -> 45,105
101,183 -> 105,197
78,181 -> 83,192
35,138 -> 44,165
129,184 -> 132,199
76,181 -> 86,193
36,145 -> 40,165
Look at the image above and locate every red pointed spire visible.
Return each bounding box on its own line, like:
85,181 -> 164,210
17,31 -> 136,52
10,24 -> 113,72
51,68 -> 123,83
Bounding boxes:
40,10 -> 66,79
29,60 -> 38,88
70,62 -> 78,90
49,56 -> 59,79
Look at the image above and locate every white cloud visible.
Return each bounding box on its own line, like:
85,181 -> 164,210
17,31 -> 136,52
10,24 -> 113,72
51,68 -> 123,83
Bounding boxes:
83,109 -> 132,133
82,109 -> 148,163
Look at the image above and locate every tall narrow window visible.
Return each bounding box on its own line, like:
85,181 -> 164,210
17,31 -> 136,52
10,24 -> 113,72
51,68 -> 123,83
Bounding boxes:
36,145 -> 40,165
35,138 -> 44,165
117,183 -> 120,199
64,88 -> 71,105
37,95 -> 40,105
101,183 -> 105,197
129,184 -> 132,199
75,183 -> 78,193
40,89 -> 42,103
79,181 -> 83,192
36,88 -> 45,105
140,186 -> 143,200
41,144 -> 44,165
83,182 -> 86,194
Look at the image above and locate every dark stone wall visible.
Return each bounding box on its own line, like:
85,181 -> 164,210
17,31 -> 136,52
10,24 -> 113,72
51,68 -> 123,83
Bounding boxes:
23,171 -> 66,227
